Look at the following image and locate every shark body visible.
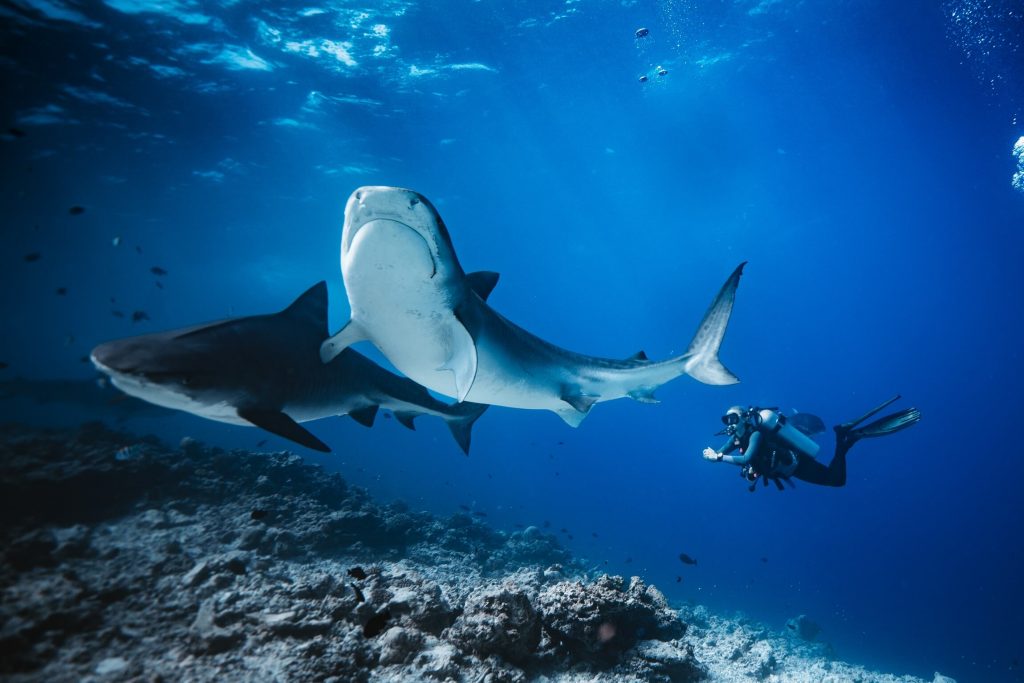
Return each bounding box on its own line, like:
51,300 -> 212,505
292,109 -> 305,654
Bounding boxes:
321,186 -> 745,426
91,281 -> 487,452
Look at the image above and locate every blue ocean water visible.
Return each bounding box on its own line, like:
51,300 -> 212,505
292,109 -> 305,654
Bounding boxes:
2,0 -> 1022,680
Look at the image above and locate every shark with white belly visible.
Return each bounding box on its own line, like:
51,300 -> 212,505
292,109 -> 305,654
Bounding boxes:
320,186 -> 745,426
91,281 -> 487,453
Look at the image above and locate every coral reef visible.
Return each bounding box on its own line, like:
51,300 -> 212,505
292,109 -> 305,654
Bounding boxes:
0,423 -> 955,682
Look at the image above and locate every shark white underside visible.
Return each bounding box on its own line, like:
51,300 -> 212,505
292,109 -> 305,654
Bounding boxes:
322,186 -> 746,427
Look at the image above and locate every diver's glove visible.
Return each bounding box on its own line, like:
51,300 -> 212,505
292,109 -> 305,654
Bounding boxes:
703,447 -> 723,462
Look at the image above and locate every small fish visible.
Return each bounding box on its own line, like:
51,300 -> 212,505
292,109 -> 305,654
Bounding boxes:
24,252 -> 41,263
155,281 -> 164,289
79,356 -> 89,363
638,75 -> 649,83
543,520 -> 551,528
591,532 -> 598,538
8,127 -> 26,138
112,310 -> 125,318
382,412 -> 391,419
347,567 -> 367,580
557,441 -> 564,446
64,335 -> 74,346
0,362 -> 8,370
250,509 -> 268,521
131,310 -> 150,323
624,557 -> 633,564
560,528 -> 569,534
676,576 -> 682,583
112,236 -> 121,247
678,553 -> 698,566
459,504 -> 470,511
352,584 -> 365,603
760,557 -> 768,563
657,67 -> 668,76
256,439 -> 267,447
513,523 -> 524,528
472,511 -> 487,518
635,27 -> 649,38
69,206 -> 85,215
363,609 -> 391,638
56,287 -> 67,296
135,245 -> 143,254
115,444 -> 142,461
567,534 -> 573,540
151,266 -> 167,276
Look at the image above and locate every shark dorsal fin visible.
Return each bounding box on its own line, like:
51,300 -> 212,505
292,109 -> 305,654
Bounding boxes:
466,271 -> 500,302
626,350 -> 649,361
281,281 -> 329,334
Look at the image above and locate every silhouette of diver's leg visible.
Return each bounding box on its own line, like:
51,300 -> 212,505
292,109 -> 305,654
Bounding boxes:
791,446 -> 849,487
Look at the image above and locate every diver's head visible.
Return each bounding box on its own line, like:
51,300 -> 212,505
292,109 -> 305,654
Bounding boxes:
720,405 -> 757,438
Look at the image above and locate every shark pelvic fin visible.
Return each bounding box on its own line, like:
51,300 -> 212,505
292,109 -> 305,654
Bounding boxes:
349,405 -> 379,428
681,261 -> 745,386
393,411 -> 418,430
466,271 -> 500,301
562,391 -> 599,415
282,281 -> 329,334
439,314 -> 478,402
321,320 -> 368,363
555,407 -> 589,428
626,350 -> 649,362
628,388 -> 660,404
237,407 -> 330,452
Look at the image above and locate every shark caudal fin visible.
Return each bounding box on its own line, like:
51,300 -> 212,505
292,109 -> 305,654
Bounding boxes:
445,401 -> 489,456
392,402 -> 488,455
680,262 -> 745,385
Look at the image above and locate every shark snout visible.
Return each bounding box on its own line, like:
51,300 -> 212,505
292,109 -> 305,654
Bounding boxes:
342,186 -> 443,258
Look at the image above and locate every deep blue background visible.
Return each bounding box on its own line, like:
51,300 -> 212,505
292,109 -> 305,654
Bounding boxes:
2,1 -> 1023,680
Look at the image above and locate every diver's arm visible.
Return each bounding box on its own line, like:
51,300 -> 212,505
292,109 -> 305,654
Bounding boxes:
721,432 -> 761,466
702,438 -> 740,462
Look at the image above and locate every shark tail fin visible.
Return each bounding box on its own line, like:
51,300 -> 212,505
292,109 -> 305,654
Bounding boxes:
444,401 -> 489,456
680,262 -> 745,386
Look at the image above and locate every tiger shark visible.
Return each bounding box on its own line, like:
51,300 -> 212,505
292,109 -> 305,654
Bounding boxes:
321,186 -> 745,426
91,281 -> 487,453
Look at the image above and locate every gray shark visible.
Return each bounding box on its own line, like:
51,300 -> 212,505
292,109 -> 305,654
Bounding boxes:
91,281 -> 487,453
321,186 -> 745,427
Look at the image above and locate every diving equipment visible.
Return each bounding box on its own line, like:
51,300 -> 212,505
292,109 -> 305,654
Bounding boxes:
756,408 -> 821,458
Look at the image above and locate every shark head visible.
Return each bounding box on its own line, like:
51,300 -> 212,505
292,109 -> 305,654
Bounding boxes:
341,186 -> 465,286
90,326 -> 231,415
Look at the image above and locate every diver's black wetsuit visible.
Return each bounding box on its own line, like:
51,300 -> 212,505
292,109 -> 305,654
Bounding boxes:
719,429 -> 852,487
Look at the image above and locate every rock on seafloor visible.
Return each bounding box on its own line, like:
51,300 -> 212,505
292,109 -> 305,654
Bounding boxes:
0,422 -> 956,682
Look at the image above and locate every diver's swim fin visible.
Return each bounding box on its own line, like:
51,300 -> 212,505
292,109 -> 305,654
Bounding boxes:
848,407 -> 921,439
834,395 -> 921,450
836,394 -> 903,432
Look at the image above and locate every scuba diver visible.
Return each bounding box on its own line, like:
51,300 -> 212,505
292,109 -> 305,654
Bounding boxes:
702,395 -> 921,491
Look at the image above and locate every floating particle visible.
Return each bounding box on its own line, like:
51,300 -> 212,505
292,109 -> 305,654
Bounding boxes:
56,287 -> 67,296
24,252 -> 41,262
69,206 -> 85,215
112,236 -> 121,247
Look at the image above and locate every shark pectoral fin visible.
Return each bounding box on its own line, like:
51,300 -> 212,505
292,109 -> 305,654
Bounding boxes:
320,320 -> 367,363
438,316 -> 478,403
393,411 -> 418,430
466,271 -> 500,301
349,405 -> 379,428
628,388 -> 660,404
554,407 -> 588,428
682,261 -> 745,386
237,407 -> 330,452
562,391 -> 599,415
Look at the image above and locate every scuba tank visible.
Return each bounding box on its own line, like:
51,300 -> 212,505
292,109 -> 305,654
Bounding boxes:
755,408 -> 820,458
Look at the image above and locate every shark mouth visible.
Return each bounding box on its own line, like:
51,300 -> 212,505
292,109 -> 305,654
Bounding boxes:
344,218 -> 438,279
